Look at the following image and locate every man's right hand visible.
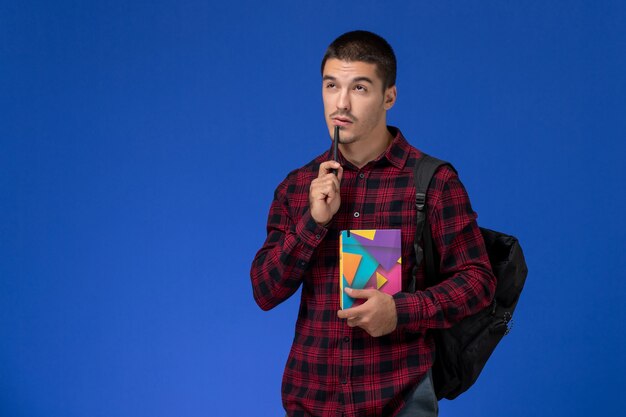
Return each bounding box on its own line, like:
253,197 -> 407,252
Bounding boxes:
309,161 -> 343,226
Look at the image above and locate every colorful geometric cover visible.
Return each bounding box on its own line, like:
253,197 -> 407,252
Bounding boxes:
339,229 -> 402,309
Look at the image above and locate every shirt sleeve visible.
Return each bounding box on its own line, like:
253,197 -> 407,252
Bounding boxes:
250,177 -> 329,311
393,167 -> 496,331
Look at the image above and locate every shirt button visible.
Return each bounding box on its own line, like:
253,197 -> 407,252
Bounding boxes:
343,336 -> 350,343
359,173 -> 365,179
341,378 -> 348,384
315,234 -> 320,240
299,261 -> 306,267
353,212 -> 360,218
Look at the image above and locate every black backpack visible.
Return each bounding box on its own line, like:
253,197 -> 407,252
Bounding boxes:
411,154 -> 528,400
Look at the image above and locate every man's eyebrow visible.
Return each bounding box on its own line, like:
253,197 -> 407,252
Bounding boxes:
322,75 -> 374,84
352,76 -> 374,84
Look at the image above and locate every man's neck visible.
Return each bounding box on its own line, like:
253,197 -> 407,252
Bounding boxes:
341,127 -> 394,169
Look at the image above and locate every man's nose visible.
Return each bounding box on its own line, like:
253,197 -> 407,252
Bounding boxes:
336,89 -> 350,111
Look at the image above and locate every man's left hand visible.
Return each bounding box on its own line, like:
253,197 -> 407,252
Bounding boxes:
337,288 -> 398,337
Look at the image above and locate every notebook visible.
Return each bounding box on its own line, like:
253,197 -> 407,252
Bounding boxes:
339,229 -> 402,309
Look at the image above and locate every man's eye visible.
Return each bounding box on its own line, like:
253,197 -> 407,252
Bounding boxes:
354,85 -> 367,92
325,82 -> 336,88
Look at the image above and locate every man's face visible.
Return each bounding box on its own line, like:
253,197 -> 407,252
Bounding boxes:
322,58 -> 396,146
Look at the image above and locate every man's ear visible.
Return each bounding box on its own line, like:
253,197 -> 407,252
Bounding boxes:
384,86 -> 397,110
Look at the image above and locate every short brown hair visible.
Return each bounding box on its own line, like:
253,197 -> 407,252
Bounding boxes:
321,30 -> 397,90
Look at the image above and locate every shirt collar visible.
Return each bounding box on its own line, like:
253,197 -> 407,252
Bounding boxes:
325,126 -> 412,171
383,126 -> 412,170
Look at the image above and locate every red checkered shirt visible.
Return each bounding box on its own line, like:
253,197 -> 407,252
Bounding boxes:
250,127 -> 496,417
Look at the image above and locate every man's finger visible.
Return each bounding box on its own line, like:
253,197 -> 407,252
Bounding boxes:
346,316 -> 360,328
337,304 -> 364,320
344,287 -> 377,300
318,161 -> 341,178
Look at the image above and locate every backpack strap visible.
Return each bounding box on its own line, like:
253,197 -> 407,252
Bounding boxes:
410,154 -> 451,292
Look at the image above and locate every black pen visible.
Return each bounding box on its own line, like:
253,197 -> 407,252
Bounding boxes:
332,125 -> 339,175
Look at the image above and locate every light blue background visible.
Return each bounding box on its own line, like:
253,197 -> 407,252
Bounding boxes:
2,1 -> 625,416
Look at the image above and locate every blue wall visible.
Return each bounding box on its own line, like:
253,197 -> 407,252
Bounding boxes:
2,1 -> 625,416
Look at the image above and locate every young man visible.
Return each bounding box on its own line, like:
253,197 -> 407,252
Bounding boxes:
250,31 -> 496,417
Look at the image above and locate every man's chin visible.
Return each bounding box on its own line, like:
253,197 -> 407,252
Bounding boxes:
338,135 -> 357,145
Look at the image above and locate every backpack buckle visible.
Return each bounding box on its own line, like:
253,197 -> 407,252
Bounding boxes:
416,192 -> 426,211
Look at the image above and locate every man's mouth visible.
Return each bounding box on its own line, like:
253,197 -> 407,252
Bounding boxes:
332,116 -> 354,126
